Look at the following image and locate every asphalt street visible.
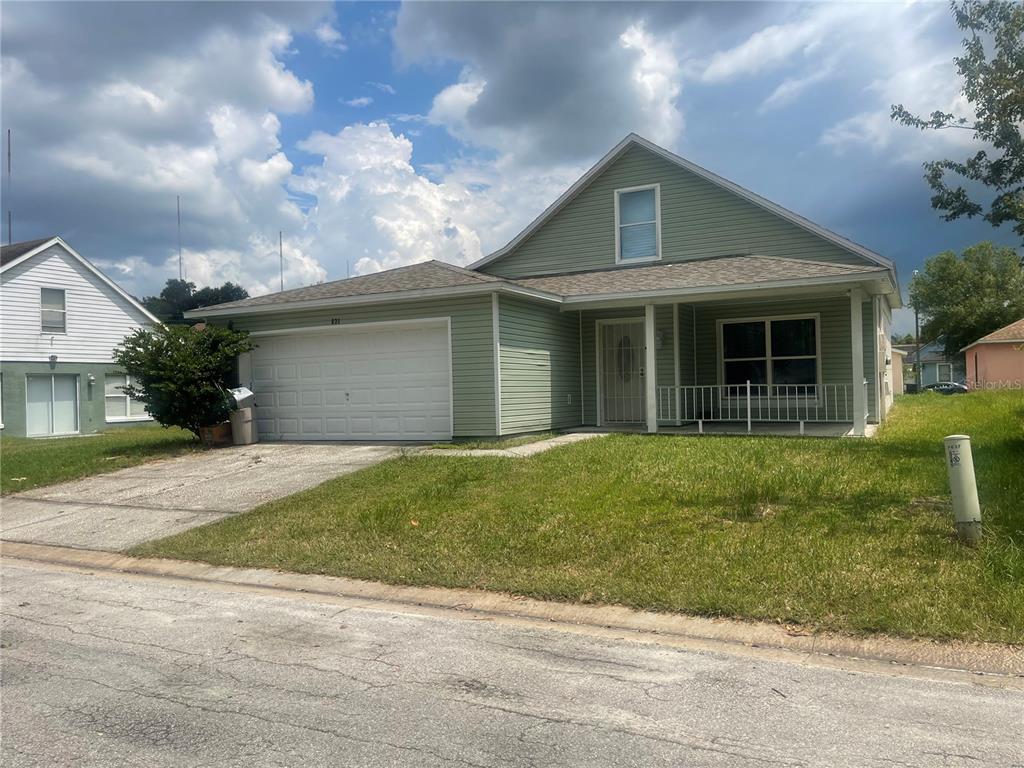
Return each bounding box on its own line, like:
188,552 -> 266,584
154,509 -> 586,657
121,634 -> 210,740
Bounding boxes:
2,559 -> 1022,768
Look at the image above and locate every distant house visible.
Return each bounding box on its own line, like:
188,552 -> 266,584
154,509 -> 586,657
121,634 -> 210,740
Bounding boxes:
187,133 -> 902,439
0,236 -> 159,437
895,339 -> 965,386
891,347 -> 908,394
961,318 -> 1024,390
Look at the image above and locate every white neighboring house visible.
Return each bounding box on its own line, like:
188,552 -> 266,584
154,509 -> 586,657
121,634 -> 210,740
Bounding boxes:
0,236 -> 159,437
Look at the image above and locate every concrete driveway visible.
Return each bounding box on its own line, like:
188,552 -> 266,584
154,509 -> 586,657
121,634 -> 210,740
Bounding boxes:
0,443 -> 403,551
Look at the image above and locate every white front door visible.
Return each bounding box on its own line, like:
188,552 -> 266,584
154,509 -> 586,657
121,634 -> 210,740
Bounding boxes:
249,321 -> 452,441
599,320 -> 646,424
26,374 -> 79,436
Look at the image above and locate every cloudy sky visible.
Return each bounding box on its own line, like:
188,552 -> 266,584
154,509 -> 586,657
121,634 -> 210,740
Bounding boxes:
2,1 -> 1018,331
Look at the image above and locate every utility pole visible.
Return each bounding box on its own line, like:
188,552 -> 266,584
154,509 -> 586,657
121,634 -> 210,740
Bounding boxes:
176,195 -> 183,280
912,269 -> 921,388
279,231 -> 284,292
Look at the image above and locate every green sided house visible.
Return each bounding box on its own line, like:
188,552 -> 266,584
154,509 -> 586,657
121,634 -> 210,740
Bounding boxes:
187,134 -> 901,441
0,236 -> 159,437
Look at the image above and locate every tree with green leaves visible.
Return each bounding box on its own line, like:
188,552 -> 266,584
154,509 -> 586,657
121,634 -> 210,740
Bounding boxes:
142,279 -> 249,324
114,324 -> 255,438
909,241 -> 1024,356
891,333 -> 916,345
891,0 -> 1023,242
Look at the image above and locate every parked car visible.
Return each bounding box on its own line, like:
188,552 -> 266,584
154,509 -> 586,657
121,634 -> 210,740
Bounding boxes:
922,382 -> 970,395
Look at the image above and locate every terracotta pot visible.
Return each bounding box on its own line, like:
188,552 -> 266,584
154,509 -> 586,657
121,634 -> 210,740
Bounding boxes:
199,421 -> 233,447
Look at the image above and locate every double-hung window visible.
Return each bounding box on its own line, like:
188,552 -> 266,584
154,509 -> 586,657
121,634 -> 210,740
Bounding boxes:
40,288 -> 66,333
105,374 -> 150,421
615,185 -> 660,263
720,316 -> 819,387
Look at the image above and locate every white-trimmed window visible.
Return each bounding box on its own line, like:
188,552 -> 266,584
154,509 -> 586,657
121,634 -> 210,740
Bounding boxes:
40,288 -> 66,333
615,184 -> 661,263
105,374 -> 150,421
936,362 -> 953,382
720,316 -> 819,387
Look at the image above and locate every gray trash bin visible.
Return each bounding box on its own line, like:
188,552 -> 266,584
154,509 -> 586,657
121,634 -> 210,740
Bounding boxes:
229,387 -> 256,409
230,407 -> 257,445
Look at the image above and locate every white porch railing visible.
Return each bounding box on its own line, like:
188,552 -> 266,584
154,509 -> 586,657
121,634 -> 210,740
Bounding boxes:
656,381 -> 868,429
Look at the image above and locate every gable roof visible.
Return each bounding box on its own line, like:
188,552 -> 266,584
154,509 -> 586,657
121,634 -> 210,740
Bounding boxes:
962,317 -> 1024,350
0,235 -> 160,324
1,236 -> 57,267
469,133 -> 895,275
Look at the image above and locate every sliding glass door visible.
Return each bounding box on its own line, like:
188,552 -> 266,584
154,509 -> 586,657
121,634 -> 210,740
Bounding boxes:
26,374 -> 79,436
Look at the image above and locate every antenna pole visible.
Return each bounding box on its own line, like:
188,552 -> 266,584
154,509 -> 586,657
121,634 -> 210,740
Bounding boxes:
176,195 -> 182,280
279,230 -> 284,292
6,129 -> 11,245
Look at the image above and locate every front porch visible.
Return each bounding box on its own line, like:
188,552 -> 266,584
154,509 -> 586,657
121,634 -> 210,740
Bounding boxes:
574,286 -> 881,437
577,421 -> 865,437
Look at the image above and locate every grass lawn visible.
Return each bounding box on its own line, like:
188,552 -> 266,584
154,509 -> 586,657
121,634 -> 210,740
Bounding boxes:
134,391 -> 1024,643
431,431 -> 558,450
2,425 -> 200,494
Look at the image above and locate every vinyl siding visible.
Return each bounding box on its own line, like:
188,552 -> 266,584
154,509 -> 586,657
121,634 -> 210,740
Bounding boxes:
211,295 -> 496,437
1,244 -> 153,363
863,299 -> 877,422
483,144 -> 876,279
497,296 -> 581,434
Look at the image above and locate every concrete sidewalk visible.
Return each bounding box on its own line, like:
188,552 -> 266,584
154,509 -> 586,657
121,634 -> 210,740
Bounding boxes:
422,432 -> 607,458
0,443 -> 403,550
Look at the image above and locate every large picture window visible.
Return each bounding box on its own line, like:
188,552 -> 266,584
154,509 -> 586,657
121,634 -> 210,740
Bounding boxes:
105,374 -> 150,421
720,316 -> 818,387
615,185 -> 660,262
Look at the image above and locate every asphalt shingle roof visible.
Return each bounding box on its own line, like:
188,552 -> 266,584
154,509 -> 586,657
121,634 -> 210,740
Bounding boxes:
512,255 -> 885,298
1,236 -> 56,267
192,254 -> 888,314
967,317 -> 1024,346
196,259 -> 502,311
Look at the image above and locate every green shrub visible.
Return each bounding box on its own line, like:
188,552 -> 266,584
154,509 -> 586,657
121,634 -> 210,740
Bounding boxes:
114,324 -> 254,438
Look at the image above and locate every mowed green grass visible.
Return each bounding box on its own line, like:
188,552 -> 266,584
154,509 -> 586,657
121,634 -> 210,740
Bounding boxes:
134,392 -> 1024,643
2,425 -> 199,494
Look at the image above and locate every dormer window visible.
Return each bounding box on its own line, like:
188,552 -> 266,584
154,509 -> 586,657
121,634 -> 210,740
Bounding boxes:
41,288 -> 66,333
615,184 -> 661,263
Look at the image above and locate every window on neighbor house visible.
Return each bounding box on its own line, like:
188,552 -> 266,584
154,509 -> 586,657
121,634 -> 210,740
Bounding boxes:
105,374 -> 150,421
615,186 -> 660,262
721,317 -> 819,387
40,288 -> 66,333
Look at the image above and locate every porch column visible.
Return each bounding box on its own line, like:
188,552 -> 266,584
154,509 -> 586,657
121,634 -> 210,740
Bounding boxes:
645,303 -> 657,433
850,288 -> 866,436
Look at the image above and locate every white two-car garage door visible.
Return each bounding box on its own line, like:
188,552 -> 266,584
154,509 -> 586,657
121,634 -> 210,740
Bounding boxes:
248,320 -> 452,441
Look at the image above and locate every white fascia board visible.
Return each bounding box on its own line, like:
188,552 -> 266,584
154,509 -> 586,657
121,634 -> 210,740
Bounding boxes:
2,236 -> 162,325
185,281 -> 562,319
471,133 -> 897,280
0,237 -> 61,273
961,338 -> 1024,352
560,273 -> 891,311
